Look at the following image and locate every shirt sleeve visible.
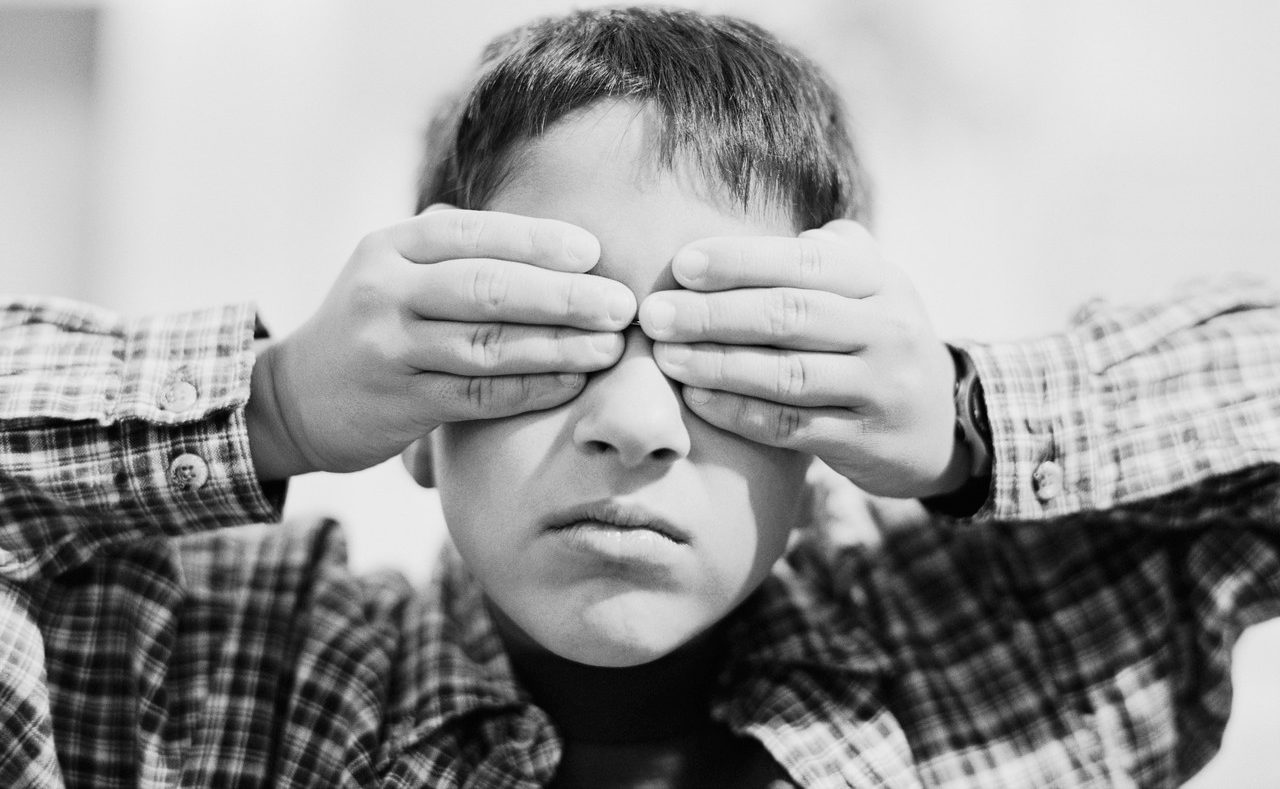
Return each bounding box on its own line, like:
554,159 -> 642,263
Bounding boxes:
962,276 -> 1280,522
0,296 -> 283,582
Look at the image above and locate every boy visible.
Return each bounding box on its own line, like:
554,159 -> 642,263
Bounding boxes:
2,7 -> 1279,788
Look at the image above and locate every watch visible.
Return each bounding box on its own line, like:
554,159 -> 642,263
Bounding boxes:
948,344 -> 992,480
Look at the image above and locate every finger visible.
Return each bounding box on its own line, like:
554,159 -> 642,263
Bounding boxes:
639,287 -> 875,350
680,387 -> 866,454
408,258 -> 636,330
415,370 -> 587,422
653,343 -> 871,407
404,320 -> 624,376
386,208 -> 601,272
672,225 -> 882,297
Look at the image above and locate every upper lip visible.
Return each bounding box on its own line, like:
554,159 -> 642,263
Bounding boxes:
541,499 -> 690,544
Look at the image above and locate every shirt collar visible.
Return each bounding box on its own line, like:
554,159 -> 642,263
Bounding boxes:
383,537 -> 912,788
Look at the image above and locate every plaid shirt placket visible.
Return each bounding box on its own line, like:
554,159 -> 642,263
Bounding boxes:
0,280 -> 1277,788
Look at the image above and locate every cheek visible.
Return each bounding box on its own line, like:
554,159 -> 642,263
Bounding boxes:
433,417 -> 555,556
435,414 -> 561,495
689,425 -> 810,587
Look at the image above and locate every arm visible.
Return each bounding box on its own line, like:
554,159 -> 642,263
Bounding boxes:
0,297 -> 283,582
782,275 -> 1280,783
0,207 -> 633,780
1,208 -> 635,583
965,275 -> 1280,521
766,278 -> 1280,784
639,222 -> 1280,518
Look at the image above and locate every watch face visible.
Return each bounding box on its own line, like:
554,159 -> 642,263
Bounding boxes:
952,349 -> 992,478
970,379 -> 991,437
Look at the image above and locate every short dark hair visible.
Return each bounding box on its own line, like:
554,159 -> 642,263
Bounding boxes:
416,6 -> 869,228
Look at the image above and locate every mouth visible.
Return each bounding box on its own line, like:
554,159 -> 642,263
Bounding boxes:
542,499 -> 690,545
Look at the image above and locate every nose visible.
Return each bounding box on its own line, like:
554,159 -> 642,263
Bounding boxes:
572,326 -> 691,468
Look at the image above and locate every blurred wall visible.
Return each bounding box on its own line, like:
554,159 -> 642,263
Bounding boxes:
2,2 -> 1278,785
0,6 -> 95,297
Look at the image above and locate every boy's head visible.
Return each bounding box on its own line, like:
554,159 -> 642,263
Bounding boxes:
417,7 -> 868,667
417,6 -> 868,227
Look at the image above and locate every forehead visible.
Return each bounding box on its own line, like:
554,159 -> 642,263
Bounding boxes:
483,101 -> 796,300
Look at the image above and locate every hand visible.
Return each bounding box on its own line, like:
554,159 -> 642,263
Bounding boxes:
247,207 -> 635,478
638,220 -> 967,499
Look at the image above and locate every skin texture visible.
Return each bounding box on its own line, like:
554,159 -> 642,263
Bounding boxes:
433,102 -> 812,667
247,198 -> 636,479
247,93 -> 959,664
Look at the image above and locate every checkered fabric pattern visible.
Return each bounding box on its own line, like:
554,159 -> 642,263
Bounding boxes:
1,280 -> 1278,788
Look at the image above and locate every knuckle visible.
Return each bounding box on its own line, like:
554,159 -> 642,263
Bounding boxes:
347,271 -> 388,313
518,373 -> 542,403
777,353 -> 807,399
711,347 -> 728,386
771,403 -> 804,443
525,220 -> 547,260
562,275 -> 585,321
694,296 -> 716,335
470,262 -> 510,312
766,289 -> 807,338
354,327 -> 388,363
797,240 -> 824,281
552,326 -> 580,364
737,396 -> 803,444
730,245 -> 752,281
885,312 -> 919,346
464,375 -> 497,410
453,212 -> 486,256
469,323 -> 506,368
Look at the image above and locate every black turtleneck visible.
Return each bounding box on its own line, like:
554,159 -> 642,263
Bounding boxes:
489,602 -> 797,789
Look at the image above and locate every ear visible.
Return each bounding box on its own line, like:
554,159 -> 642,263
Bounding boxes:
402,436 -> 435,488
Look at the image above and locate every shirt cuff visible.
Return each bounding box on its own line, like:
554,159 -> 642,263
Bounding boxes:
961,277 -> 1280,522
0,299 -> 283,580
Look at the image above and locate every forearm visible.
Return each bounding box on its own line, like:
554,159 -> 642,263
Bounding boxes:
963,277 -> 1280,522
0,298 -> 283,581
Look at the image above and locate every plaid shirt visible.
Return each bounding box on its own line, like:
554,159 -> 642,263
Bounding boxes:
1,280 -> 1278,788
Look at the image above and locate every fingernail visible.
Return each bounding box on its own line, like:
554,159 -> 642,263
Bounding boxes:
686,387 -> 711,405
564,231 -> 600,267
658,343 -> 690,365
643,298 -> 675,334
558,372 -> 583,388
591,332 -> 621,355
606,289 -> 636,324
674,249 -> 708,282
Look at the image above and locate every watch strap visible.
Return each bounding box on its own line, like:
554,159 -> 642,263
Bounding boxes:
921,344 -> 994,517
949,343 -> 992,480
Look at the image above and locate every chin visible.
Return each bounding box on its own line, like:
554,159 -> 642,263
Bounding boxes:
554,638 -> 671,668
538,592 -> 706,668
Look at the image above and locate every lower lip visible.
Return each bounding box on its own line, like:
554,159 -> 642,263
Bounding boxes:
549,521 -> 687,565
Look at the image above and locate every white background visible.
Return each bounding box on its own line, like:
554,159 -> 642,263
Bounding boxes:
3,1 -> 1278,785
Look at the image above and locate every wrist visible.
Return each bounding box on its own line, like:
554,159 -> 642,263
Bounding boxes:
245,341 -> 311,481
921,344 -> 994,516
930,429 -> 973,499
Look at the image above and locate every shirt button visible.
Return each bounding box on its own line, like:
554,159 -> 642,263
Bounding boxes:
169,453 -> 209,491
1032,460 -> 1063,502
158,380 -> 199,413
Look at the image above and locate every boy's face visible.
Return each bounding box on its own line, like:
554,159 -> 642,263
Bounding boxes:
433,101 -> 810,667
